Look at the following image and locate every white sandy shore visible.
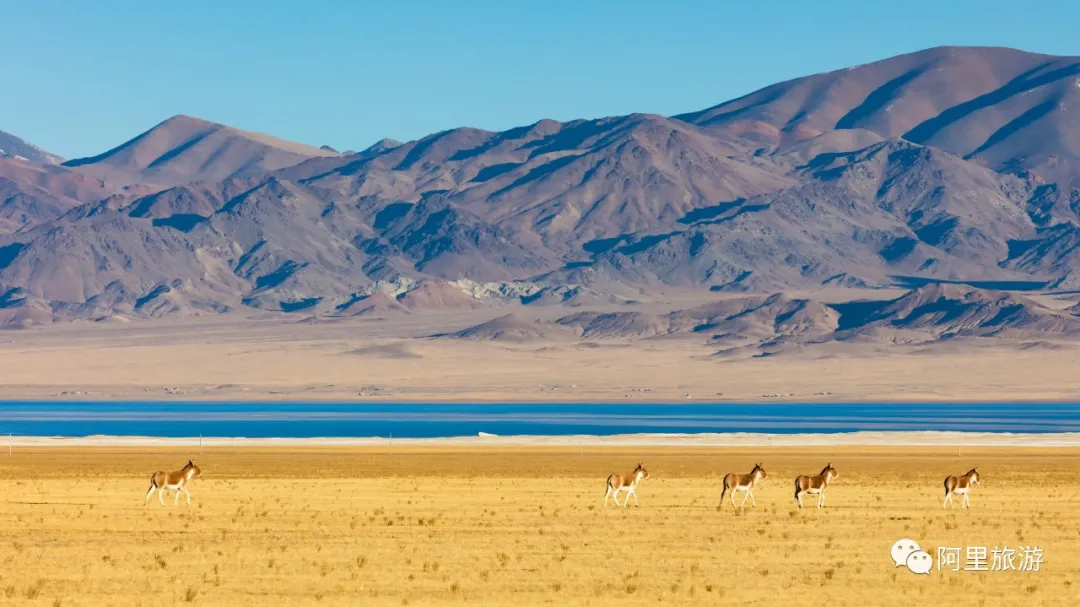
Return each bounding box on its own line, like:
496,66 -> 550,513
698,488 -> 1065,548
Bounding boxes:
6,431 -> 1080,448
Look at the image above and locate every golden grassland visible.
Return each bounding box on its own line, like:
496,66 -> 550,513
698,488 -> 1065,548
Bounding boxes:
0,447 -> 1078,605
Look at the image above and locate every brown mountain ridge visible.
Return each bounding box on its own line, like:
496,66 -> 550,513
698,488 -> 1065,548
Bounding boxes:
439,284 -> 1080,350
3,46 -> 1080,331
62,115 -> 340,188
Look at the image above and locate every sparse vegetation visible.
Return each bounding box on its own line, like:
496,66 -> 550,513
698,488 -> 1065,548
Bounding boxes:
24,580 -> 45,600
0,446 -> 1075,605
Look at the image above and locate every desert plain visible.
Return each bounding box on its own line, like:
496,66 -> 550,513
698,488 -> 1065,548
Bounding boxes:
0,446 -> 1077,606
2,290 -> 1080,404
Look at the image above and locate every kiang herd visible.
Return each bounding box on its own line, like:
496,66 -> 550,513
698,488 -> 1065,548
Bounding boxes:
603,462 -> 983,511
143,458 -> 982,512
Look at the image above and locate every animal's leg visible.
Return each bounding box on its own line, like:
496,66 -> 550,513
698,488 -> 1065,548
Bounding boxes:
632,489 -> 640,508
748,489 -> 757,508
145,484 -> 155,505
174,488 -> 181,506
720,485 -> 727,508
158,487 -> 166,506
942,492 -> 950,509
796,491 -> 803,509
183,487 -> 192,505
963,493 -> 970,509
739,490 -> 749,509
604,485 -> 612,507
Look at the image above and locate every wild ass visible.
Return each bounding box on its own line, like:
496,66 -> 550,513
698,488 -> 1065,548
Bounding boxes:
943,467 -> 980,509
145,459 -> 202,506
794,463 -> 837,509
604,463 -> 649,508
720,463 -> 766,509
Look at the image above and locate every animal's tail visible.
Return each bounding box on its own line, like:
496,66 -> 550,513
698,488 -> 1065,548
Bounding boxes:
144,473 -> 160,505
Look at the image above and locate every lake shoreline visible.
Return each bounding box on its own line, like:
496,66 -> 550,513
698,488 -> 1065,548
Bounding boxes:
7,431 -> 1080,447
4,402 -> 1080,438
4,393 -> 1080,404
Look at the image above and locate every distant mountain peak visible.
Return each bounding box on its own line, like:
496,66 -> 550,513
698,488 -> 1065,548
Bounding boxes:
360,138 -> 403,155
677,45 -> 1080,179
160,114 -> 215,127
62,115 -> 339,187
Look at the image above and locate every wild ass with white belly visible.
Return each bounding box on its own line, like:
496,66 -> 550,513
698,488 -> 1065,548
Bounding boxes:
145,459 -> 202,506
604,463 -> 649,508
943,467 -> 980,509
794,463 -> 837,509
720,463 -> 766,509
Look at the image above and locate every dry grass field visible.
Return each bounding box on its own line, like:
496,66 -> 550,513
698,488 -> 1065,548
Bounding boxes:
0,447 -> 1078,605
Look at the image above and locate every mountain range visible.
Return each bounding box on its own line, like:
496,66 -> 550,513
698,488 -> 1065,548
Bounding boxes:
443,283 -> 1080,349
3,46 -> 1080,330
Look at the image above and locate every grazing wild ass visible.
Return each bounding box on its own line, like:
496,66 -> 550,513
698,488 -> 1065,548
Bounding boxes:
145,459 -> 202,506
943,467 -> 980,509
604,463 -> 649,508
720,463 -> 766,509
794,463 -> 837,509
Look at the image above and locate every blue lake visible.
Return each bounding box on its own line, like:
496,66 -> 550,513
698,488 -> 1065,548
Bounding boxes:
0,401 -> 1079,438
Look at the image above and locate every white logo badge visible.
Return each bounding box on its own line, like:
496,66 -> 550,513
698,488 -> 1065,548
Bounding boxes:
906,551 -> 933,575
891,538 -> 921,568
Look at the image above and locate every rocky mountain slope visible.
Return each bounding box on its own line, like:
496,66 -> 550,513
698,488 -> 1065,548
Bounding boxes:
678,46 -> 1080,185
443,284 -> 1080,348
0,158 -> 114,233
0,129 -> 64,165
3,46 -> 1080,328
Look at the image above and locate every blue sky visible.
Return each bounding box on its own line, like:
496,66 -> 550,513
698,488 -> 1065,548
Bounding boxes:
3,1 -> 1077,158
